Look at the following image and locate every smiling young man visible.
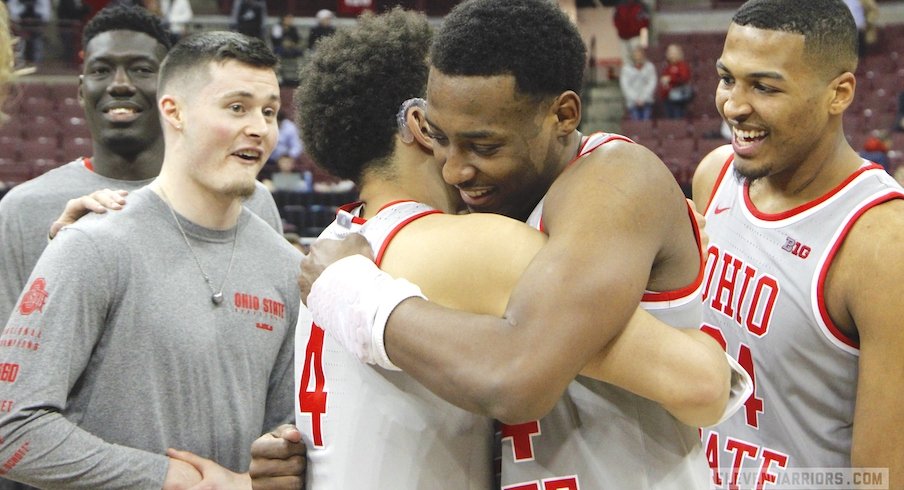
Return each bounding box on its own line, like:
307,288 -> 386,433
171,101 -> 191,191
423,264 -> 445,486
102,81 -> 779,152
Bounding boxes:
693,0 -> 904,486
0,31 -> 300,489
0,5 -> 283,326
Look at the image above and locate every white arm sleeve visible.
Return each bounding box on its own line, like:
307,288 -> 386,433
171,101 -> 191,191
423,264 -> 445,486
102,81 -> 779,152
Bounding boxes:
307,254 -> 426,371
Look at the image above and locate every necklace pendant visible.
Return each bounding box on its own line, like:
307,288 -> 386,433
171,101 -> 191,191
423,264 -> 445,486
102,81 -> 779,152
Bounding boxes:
211,292 -> 224,305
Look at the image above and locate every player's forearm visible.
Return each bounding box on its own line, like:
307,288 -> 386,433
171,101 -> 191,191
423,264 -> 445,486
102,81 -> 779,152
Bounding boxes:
579,310 -> 731,427
659,330 -> 732,426
384,299 -> 572,423
0,410 -> 169,488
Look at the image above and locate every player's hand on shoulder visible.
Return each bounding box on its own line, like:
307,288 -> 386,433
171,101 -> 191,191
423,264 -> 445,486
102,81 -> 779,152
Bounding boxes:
49,188 -> 129,239
249,424 -> 306,490
299,233 -> 373,304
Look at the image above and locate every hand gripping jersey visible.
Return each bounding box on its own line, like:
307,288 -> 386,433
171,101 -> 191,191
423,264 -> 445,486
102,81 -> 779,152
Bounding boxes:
503,133 -> 712,490
700,156 -> 903,489
295,201 -> 494,489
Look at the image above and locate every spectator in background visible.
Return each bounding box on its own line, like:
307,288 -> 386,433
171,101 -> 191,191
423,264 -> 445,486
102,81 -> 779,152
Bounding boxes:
264,110 -> 309,192
659,43 -> 693,119
160,0 -> 193,38
264,154 -> 311,193
895,92 -> 904,133
271,14 -> 304,86
57,0 -> 90,65
271,14 -> 301,57
619,45 -> 657,121
308,9 -> 336,51
7,0 -> 51,65
843,0 -> 879,55
613,0 -> 650,69
230,0 -> 267,41
270,110 -> 303,167
859,129 -> 891,171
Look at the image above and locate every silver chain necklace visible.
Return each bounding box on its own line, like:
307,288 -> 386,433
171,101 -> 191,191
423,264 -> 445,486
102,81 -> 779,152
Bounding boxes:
158,187 -> 239,306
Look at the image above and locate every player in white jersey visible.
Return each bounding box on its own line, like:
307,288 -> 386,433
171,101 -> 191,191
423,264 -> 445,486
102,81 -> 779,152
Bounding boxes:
498,132 -> 715,488
249,8 -> 750,489
693,0 -> 904,486
292,1 -> 752,489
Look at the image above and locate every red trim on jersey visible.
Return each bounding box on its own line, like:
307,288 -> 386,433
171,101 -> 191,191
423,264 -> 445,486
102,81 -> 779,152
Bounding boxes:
743,164 -> 884,221
570,132 -> 634,167
373,208 -> 443,266
336,201 -> 367,225
642,199 -> 705,302
703,154 -> 735,214
377,200 -> 418,213
815,191 -> 903,349
83,157 -> 94,172
536,132 -> 635,233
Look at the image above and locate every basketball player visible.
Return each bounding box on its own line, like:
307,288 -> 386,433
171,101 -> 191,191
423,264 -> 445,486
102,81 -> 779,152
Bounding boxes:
0,32 -> 299,488
295,0 -> 745,487
0,5 -> 283,326
693,0 -> 904,486
248,6 -> 753,489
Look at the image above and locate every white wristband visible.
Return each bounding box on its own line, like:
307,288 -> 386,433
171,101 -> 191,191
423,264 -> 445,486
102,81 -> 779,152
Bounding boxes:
705,353 -> 754,427
307,254 -> 426,370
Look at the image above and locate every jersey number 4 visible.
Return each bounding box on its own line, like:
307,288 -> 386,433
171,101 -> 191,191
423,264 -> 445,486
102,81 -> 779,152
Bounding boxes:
299,323 -> 327,447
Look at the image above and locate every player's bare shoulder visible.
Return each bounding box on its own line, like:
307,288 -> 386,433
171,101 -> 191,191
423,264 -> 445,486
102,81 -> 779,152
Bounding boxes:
549,137 -> 681,212
693,144 -> 733,210
825,195 -> 904,332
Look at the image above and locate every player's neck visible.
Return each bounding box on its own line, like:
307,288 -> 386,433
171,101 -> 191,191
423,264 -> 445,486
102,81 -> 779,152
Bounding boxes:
357,154 -> 460,218
749,136 -> 862,213
150,174 -> 243,230
89,140 -> 164,181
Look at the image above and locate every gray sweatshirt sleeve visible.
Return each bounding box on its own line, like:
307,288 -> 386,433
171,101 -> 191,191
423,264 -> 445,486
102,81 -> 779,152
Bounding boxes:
0,228 -> 168,489
0,193 -> 30,328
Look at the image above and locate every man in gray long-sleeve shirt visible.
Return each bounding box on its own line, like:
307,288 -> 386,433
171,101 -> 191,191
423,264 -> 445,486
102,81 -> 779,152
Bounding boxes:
0,31 -> 299,488
0,5 -> 284,327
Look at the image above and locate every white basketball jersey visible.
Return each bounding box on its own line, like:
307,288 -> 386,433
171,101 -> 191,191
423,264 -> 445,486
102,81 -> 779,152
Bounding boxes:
700,156 -> 903,489
502,133 -> 712,490
295,201 -> 494,489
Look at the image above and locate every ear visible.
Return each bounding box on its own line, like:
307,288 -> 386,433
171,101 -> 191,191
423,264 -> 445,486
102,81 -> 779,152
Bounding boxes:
552,91 -> 581,136
159,94 -> 183,130
828,71 -> 856,116
77,75 -> 85,108
407,104 -> 433,152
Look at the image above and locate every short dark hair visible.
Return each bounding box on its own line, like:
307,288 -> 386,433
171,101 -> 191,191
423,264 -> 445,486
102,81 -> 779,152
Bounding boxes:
82,4 -> 174,52
732,0 -> 858,75
295,8 -> 431,182
158,31 -> 278,93
429,0 -> 586,98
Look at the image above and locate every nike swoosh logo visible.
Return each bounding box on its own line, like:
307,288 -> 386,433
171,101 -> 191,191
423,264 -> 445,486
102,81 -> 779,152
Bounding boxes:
714,205 -> 731,214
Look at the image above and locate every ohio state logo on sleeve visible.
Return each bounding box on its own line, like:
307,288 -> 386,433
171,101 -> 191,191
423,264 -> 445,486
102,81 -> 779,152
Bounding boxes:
18,278 -> 49,316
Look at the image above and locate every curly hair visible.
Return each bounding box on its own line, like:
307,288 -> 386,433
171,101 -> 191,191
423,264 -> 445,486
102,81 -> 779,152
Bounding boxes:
732,0 -> 858,75
295,8 -> 431,182
82,4 -> 175,53
429,0 -> 586,98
